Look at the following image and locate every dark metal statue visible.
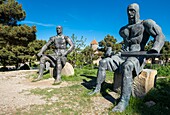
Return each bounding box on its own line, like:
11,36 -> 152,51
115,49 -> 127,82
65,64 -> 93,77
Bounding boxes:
35,26 -> 74,84
89,3 -> 165,112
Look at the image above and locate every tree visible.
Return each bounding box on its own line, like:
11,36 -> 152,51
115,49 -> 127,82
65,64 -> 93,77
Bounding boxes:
161,41 -> 170,63
99,34 -> 122,53
0,0 -> 36,68
81,46 -> 95,65
67,34 -> 86,68
27,40 -> 46,58
0,0 -> 26,25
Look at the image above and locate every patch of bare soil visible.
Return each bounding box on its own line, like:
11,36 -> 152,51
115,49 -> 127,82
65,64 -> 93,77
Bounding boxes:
0,70 -> 71,114
91,92 -> 120,113
0,70 -> 119,114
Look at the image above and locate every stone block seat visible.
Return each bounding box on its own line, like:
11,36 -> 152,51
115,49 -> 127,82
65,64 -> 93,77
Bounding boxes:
113,69 -> 157,98
50,62 -> 74,78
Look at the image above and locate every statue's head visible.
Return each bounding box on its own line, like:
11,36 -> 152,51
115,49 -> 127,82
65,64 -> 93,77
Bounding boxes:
56,26 -> 63,35
127,3 -> 140,24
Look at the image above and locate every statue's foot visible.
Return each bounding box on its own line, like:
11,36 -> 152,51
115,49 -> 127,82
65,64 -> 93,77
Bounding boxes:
88,88 -> 100,95
53,79 -> 62,85
112,101 -> 128,112
32,77 -> 42,82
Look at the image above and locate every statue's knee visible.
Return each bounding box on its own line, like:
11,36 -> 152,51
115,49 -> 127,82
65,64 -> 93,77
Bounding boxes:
99,59 -> 107,68
123,62 -> 134,72
40,56 -> 46,64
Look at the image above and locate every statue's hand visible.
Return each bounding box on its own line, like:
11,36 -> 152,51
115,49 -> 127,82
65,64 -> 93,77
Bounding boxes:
62,52 -> 67,57
57,52 -> 62,57
147,49 -> 158,54
37,52 -> 43,57
125,37 -> 131,44
105,47 -> 113,57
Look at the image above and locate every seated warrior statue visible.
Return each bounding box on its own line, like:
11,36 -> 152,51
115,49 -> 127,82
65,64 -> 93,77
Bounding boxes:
35,26 -> 74,84
89,3 -> 165,112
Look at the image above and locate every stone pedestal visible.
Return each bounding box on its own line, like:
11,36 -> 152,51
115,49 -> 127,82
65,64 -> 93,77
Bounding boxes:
50,62 -> 74,78
113,69 -> 157,98
61,62 -> 74,76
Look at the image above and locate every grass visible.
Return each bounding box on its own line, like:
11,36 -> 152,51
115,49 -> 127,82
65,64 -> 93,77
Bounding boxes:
17,84 -> 98,114
16,67 -> 170,114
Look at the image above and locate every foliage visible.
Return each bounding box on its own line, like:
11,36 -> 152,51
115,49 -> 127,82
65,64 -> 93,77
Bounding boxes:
81,46 -> 97,65
0,0 -> 37,68
0,0 -> 26,25
99,34 -> 122,53
145,64 -> 170,76
157,66 -> 170,76
143,77 -> 170,115
67,34 -> 87,68
0,24 -> 36,47
0,46 -> 15,66
27,40 -> 46,58
0,25 -> 37,67
161,41 -> 170,62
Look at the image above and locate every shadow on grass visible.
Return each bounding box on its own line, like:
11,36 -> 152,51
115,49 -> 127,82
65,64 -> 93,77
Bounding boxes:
42,70 -> 50,76
80,74 -> 97,89
33,70 -> 50,81
80,73 -> 170,115
100,82 -> 117,104
81,74 -> 117,104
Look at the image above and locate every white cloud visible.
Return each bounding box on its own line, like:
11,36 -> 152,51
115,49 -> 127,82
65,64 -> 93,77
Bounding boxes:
21,21 -> 56,27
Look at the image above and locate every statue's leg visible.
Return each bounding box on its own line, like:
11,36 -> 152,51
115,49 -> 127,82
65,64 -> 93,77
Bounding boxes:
34,56 -> 46,81
112,61 -> 134,112
89,59 -> 108,95
89,57 -> 120,95
54,59 -> 62,84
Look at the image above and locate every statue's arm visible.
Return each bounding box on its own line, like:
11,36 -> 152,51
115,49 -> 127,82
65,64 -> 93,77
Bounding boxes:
129,35 -> 143,44
63,36 -> 75,56
128,25 -> 144,44
37,37 -> 54,57
144,19 -> 165,53
105,47 -> 114,57
119,25 -> 130,51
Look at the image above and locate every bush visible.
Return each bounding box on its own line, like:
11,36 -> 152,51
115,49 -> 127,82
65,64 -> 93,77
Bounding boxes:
145,64 -> 170,76
157,66 -> 170,76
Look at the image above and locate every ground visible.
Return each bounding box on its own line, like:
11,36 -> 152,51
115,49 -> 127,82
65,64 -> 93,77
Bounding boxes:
0,70 -> 119,114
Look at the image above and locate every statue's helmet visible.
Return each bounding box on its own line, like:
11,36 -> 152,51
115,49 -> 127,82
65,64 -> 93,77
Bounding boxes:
127,3 -> 140,24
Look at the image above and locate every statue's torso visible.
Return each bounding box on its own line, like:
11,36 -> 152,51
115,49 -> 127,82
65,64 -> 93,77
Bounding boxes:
50,35 -> 67,55
53,35 -> 67,49
120,22 -> 144,51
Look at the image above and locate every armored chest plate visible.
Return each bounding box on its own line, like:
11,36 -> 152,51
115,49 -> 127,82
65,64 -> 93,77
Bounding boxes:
54,35 -> 67,49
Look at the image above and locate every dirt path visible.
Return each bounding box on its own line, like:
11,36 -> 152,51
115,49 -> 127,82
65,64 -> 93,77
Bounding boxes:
0,70 -> 71,114
0,70 -> 120,114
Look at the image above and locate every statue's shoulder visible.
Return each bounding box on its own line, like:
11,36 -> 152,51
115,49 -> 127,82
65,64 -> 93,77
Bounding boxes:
119,24 -> 129,38
120,24 -> 128,31
64,35 -> 68,39
64,35 -> 71,41
143,19 -> 156,28
49,36 -> 56,41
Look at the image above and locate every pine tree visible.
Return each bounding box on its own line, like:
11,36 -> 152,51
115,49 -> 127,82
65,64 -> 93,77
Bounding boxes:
0,0 -> 36,68
99,34 -> 122,53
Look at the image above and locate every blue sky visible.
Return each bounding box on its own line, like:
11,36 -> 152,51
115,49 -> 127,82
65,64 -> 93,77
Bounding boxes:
18,0 -> 170,45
